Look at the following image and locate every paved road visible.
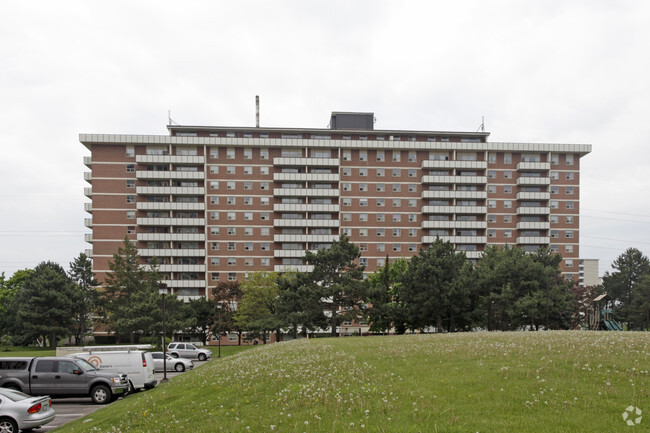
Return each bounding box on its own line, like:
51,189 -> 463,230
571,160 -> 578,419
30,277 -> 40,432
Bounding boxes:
36,360 -> 208,432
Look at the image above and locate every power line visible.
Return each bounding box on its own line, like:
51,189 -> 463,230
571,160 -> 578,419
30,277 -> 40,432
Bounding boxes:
582,208 -> 650,219
582,235 -> 650,246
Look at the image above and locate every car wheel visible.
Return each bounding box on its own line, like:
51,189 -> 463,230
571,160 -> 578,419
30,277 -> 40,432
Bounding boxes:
198,353 -> 207,361
174,363 -> 185,372
1,385 -> 20,392
91,384 -> 112,404
0,417 -> 18,433
170,352 -> 179,358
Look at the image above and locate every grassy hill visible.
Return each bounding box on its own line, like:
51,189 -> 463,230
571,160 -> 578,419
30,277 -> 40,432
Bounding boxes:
59,332 -> 649,432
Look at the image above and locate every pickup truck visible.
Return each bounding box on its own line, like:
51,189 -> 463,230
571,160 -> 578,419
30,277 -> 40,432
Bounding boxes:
0,357 -> 129,404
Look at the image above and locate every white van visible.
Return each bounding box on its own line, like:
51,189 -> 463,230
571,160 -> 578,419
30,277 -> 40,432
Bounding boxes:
67,345 -> 157,392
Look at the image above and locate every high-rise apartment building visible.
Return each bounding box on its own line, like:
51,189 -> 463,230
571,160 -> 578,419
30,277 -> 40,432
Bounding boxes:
81,112 -> 591,301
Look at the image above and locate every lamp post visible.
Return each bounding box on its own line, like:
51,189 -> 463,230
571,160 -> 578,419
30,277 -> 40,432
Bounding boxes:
158,283 -> 169,383
217,303 -> 222,358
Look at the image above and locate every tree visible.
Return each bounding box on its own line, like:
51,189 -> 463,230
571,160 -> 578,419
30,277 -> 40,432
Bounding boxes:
0,270 -> 32,337
398,240 -> 471,332
100,237 -> 160,343
234,272 -> 282,343
366,257 -> 409,334
602,248 -> 650,328
628,274 -> 650,330
276,271 -> 328,339
211,281 -> 243,344
304,235 -> 368,337
15,261 -> 77,348
68,253 -> 99,345
186,297 -> 215,345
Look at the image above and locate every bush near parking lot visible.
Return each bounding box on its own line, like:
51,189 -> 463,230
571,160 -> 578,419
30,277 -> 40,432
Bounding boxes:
55,332 -> 649,433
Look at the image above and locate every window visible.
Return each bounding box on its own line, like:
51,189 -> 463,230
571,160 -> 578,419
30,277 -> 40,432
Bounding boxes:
488,153 -> 497,163
261,242 -> 270,251
504,171 -> 512,179
392,184 -> 401,193
342,168 -> 351,176
551,230 -> 559,238
504,186 -> 512,194
488,229 -> 496,237
228,273 -> 237,281
551,186 -> 559,194
392,199 -> 401,207
392,169 -> 401,177
243,197 -> 252,206
244,227 -> 253,235
359,183 -> 368,192
408,199 -> 417,208
376,183 -> 385,192
227,212 -> 236,220
261,227 -> 270,235
566,186 -> 574,195
227,196 -> 236,205
393,228 -> 401,237
360,258 -> 368,266
393,151 -> 401,162
260,197 -> 269,205
209,148 -> 219,159
359,168 -> 368,177
566,216 -> 574,224
408,184 -> 417,193
343,198 -> 351,206
566,230 -> 574,239
566,201 -> 574,209
488,170 -> 497,179
227,148 -> 235,159
359,243 -> 368,252
260,182 -> 269,190
376,243 -> 385,252
551,171 -> 559,180
127,225 -> 136,234
210,211 -> 219,220
488,200 -> 496,208
376,168 -> 385,177
359,213 -> 368,222
261,212 -> 269,220
226,166 -> 236,175
393,244 -> 401,252
551,154 -> 559,165
488,215 -> 497,223
342,213 -> 352,222
408,169 -> 417,178
260,166 -> 269,175
126,195 -> 135,204
211,242 -> 220,250
550,215 -> 559,224
376,198 -> 384,207
228,227 -> 237,235
488,185 -> 497,193
227,181 -> 235,190
261,258 -> 270,266
377,228 -> 385,237
504,230 -> 512,238
359,151 -> 367,161
566,155 -> 574,166
408,151 -> 417,162
342,228 -> 352,236
244,242 -> 253,251
244,212 -> 253,220
565,245 -> 573,253
359,228 -> 368,237
409,228 -> 417,237
504,200 -> 512,209
126,180 -> 135,188
244,149 -> 252,160
360,198 -> 368,207
393,214 -> 401,222
376,151 -> 384,162
566,172 -> 574,180
126,146 -> 135,157
244,166 -> 253,175
409,214 -> 417,222
343,183 -> 351,192
210,166 -> 219,174
565,259 -> 574,268
260,149 -> 269,159
504,215 -> 512,223
342,150 -> 351,161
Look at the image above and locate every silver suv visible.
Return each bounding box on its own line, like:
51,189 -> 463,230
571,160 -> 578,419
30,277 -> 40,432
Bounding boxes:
167,343 -> 212,361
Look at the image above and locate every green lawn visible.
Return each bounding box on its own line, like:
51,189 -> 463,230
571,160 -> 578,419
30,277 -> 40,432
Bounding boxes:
39,332 -> 650,432
0,346 -> 55,357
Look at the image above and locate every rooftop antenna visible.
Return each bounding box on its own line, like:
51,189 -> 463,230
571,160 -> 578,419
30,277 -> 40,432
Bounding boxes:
255,95 -> 260,127
476,116 -> 485,133
168,110 -> 179,126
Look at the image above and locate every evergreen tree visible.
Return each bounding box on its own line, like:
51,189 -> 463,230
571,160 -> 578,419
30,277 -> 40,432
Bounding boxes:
602,248 -> 650,328
366,257 -> 409,334
276,271 -> 328,338
15,262 -> 77,348
68,253 -> 99,345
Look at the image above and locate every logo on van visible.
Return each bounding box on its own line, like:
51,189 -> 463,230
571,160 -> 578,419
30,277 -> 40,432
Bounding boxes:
87,356 -> 102,368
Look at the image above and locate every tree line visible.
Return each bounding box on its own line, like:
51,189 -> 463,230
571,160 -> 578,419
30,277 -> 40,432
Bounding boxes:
1,237 -> 649,348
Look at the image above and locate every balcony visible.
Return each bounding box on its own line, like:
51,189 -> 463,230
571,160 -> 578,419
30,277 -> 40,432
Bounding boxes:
84,248 -> 93,257
274,219 -> 340,228
516,236 -> 550,245
154,264 -> 206,273
136,155 -> 204,164
517,161 -> 550,171
274,264 -> 314,272
137,202 -> 205,211
136,186 -> 204,195
84,172 -> 92,183
463,251 -> 483,259
422,220 -> 487,229
422,206 -> 487,214
137,217 -> 205,226
137,233 -> 206,242
422,190 -> 487,200
516,192 -> 550,201
516,177 -> 550,186
138,248 -> 206,257
84,187 -> 92,198
428,235 -> 488,244
273,173 -> 340,182
421,160 -> 487,169
274,234 -> 339,243
84,218 -> 92,228
136,171 -> 204,180
162,279 -> 207,288
84,233 -> 93,243
516,207 -> 550,215
273,157 -> 339,167
83,156 -> 92,168
516,221 -> 550,230
421,175 -> 487,185
274,203 -> 340,213
273,188 -> 340,197
177,295 -> 205,302
84,203 -> 92,213
274,250 -> 312,258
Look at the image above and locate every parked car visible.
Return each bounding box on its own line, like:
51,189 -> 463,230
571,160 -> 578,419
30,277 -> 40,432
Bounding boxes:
0,357 -> 129,404
151,352 -> 194,372
68,346 -> 156,392
167,343 -> 212,361
0,387 -> 55,433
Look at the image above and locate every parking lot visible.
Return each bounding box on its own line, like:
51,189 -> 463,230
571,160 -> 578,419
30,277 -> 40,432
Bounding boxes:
37,360 -> 208,432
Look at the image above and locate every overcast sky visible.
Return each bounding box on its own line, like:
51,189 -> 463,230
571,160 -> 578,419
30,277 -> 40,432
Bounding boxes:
1,0 -> 649,278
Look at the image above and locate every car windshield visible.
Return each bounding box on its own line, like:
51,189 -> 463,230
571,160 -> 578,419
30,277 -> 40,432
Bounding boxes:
75,358 -> 98,371
0,389 -> 31,401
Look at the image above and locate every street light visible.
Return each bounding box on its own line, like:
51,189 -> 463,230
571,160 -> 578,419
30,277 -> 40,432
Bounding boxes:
217,303 -> 222,358
158,283 -> 169,383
